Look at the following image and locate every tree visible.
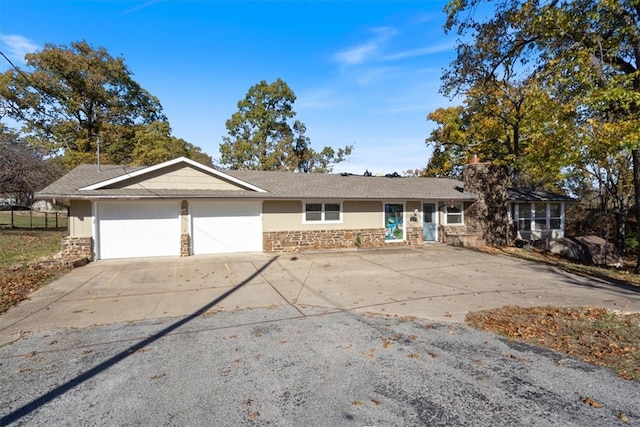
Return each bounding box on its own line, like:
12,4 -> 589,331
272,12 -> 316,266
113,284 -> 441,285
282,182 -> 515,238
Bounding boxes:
424,106 -> 468,178
220,78 -> 352,172
426,80 -> 573,188
130,121 -> 212,167
442,0 -> 640,271
0,125 -> 60,206
0,40 -> 166,167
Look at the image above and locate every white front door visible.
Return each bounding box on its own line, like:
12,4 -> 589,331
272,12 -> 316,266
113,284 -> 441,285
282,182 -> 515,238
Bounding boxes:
97,201 -> 181,259
423,203 -> 437,242
191,200 -> 262,254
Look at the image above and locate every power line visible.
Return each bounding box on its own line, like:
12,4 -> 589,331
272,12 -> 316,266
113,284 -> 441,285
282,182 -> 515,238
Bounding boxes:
0,50 -> 34,85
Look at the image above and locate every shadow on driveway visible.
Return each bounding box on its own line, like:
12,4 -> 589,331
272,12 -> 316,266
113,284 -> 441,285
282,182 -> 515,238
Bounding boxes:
1,257 -> 278,425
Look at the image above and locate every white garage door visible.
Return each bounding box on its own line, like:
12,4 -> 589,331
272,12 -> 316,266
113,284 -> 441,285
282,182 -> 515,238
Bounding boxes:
191,201 -> 262,254
97,201 -> 181,260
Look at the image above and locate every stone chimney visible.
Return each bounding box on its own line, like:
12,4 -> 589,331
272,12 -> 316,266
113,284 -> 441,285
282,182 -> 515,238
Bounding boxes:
462,162 -> 510,246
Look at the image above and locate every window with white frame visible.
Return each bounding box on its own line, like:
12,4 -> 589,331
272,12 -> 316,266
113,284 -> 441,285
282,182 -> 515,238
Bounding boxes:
445,202 -> 463,224
304,202 -> 341,223
549,203 -> 562,230
516,202 -> 563,232
517,203 -> 531,231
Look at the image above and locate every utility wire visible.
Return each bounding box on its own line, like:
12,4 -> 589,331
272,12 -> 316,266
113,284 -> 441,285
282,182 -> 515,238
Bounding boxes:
0,50 -> 33,84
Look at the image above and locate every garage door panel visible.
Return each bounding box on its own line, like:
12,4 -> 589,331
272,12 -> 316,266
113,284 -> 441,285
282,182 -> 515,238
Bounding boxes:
98,201 -> 180,259
192,201 -> 262,254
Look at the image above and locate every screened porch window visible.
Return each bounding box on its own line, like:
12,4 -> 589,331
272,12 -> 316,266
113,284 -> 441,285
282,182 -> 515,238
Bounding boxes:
549,203 -> 562,230
516,202 -> 563,232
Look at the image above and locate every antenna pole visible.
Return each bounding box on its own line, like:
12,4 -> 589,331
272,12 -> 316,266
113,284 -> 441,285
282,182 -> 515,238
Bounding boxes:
97,135 -> 101,172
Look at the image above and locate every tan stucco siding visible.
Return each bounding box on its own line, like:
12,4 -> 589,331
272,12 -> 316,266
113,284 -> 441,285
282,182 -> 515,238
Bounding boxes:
69,200 -> 93,237
405,200 -> 421,228
263,200 -> 383,232
115,165 -> 245,190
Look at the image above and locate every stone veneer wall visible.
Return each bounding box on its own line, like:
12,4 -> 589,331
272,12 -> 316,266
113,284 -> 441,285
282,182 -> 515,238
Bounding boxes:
263,228 -> 423,253
60,236 -> 93,259
181,234 -> 191,257
462,162 -> 510,246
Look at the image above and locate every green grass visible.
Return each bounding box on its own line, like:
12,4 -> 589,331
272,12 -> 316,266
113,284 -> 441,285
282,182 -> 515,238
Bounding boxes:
0,230 -> 65,268
0,211 -> 68,229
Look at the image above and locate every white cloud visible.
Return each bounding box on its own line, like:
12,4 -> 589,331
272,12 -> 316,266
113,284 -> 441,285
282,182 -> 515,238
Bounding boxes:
296,88 -> 342,110
121,0 -> 164,15
0,34 -> 39,64
383,42 -> 456,61
353,66 -> 398,86
333,26 -> 398,66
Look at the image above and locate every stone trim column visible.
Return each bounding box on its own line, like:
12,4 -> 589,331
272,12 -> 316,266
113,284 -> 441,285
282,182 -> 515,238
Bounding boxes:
60,236 -> 93,260
180,200 -> 191,257
181,234 -> 191,257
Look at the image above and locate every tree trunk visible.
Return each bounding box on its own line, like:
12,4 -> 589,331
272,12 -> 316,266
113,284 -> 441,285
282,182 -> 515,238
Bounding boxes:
614,210 -> 626,255
633,148 -> 640,274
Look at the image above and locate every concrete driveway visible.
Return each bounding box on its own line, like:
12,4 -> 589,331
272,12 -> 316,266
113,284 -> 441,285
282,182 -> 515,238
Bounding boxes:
2,245 -> 638,346
3,245 -> 640,426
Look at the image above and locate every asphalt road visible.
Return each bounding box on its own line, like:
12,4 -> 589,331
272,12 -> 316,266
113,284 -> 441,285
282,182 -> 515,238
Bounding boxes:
2,305 -> 639,426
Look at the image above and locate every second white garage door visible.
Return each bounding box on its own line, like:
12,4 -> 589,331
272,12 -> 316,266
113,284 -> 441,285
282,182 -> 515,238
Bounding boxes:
191,201 -> 262,254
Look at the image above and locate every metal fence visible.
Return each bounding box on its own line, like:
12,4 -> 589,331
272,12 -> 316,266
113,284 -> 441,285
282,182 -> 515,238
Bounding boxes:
0,209 -> 69,229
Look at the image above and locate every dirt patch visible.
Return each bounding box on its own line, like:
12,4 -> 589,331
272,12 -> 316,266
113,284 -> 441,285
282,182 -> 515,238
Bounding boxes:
467,306 -> 640,381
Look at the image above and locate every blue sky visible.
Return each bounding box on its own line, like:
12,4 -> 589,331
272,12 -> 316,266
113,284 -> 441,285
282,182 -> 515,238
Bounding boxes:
0,0 -> 457,174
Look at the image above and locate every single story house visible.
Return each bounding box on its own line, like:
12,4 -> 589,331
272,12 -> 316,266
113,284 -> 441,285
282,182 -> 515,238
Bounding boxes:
35,157 -> 575,260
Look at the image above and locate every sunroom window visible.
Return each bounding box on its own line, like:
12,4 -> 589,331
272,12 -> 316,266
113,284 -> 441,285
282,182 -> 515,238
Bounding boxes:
549,203 -> 562,230
533,202 -> 547,230
304,202 -> 341,223
515,202 -> 564,233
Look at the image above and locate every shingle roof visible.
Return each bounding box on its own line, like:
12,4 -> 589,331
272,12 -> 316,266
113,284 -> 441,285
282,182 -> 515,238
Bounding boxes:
36,161 -> 478,201
508,187 -> 578,202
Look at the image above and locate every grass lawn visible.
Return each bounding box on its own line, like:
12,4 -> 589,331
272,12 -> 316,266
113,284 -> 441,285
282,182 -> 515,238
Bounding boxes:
0,230 -> 68,313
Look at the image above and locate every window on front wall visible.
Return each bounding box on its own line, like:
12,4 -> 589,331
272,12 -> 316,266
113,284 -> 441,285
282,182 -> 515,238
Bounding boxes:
445,202 -> 463,224
304,202 -> 342,223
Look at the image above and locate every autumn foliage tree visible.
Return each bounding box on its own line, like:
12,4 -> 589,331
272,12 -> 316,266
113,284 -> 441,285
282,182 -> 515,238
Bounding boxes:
436,0 -> 640,269
0,40 -> 210,169
220,78 -> 352,172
